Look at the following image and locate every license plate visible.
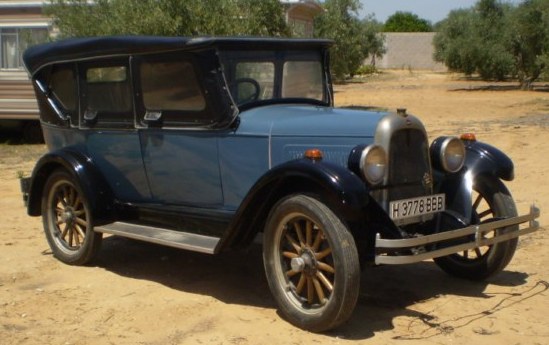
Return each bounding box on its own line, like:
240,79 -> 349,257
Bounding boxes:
389,194 -> 445,220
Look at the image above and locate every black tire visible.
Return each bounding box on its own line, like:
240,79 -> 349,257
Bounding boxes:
42,169 -> 102,265
263,195 -> 360,332
434,175 -> 518,280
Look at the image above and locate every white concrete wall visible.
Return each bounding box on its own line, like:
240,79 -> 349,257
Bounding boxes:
378,32 -> 447,71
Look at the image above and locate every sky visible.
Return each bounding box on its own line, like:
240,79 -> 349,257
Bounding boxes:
359,0 -> 525,24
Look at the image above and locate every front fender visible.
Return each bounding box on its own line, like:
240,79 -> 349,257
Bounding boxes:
216,158 -> 372,251
464,140 -> 514,181
27,148 -> 115,223
435,140 -> 514,223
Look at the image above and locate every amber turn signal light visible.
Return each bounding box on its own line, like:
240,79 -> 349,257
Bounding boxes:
304,148 -> 323,160
460,133 -> 477,142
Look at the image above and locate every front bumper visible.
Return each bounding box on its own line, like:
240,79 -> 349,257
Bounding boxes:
375,205 -> 541,265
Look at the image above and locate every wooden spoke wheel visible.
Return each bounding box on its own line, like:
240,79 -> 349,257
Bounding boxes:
42,169 -> 102,265
281,215 -> 335,307
263,195 -> 360,332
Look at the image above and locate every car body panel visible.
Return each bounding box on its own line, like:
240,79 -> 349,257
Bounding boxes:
218,134 -> 270,209
218,105 -> 386,208
140,130 -> 223,206
87,130 -> 151,202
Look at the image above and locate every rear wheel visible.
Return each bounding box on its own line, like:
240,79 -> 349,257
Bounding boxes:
42,169 -> 102,265
263,195 -> 360,332
434,175 -> 518,280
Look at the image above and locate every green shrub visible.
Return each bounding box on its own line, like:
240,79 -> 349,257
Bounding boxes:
355,64 -> 378,75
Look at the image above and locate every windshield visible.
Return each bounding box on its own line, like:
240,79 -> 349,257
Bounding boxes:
220,50 -> 328,107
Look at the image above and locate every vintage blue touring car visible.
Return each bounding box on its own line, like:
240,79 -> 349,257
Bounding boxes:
21,36 -> 540,331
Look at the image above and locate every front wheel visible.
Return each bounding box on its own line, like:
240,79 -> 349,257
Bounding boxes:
42,169 -> 102,265
263,195 -> 360,332
434,175 -> 518,280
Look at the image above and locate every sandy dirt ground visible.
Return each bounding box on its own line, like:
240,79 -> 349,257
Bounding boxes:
1,70 -> 548,345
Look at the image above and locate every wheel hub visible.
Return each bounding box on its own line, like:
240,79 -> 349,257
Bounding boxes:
60,207 -> 75,224
290,249 -> 317,275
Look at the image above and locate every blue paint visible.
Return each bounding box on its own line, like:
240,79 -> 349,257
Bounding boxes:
140,129 -> 224,206
218,105 -> 387,208
85,130 -> 151,201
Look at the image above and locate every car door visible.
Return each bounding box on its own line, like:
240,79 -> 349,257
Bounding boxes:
78,58 -> 152,202
133,52 -> 226,206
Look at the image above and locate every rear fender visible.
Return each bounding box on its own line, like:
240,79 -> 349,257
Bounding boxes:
27,148 -> 115,223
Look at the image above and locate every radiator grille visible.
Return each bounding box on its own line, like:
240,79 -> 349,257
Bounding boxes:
387,129 -> 431,201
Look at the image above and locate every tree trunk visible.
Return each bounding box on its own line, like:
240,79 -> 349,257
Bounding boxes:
520,78 -> 533,91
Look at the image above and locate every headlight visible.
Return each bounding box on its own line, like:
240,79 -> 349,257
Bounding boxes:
440,137 -> 465,173
360,145 -> 387,185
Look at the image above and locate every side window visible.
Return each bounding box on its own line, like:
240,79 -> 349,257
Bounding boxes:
49,64 -> 78,124
136,55 -> 215,127
33,63 -> 78,127
235,62 -> 274,104
282,61 -> 323,101
80,61 -> 133,128
141,60 -> 205,112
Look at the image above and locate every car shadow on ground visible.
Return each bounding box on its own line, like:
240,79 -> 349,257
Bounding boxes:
336,263 -> 531,340
94,235 -> 532,339
0,128 -> 44,144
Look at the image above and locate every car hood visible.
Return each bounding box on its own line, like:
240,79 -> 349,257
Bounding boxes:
237,105 -> 388,138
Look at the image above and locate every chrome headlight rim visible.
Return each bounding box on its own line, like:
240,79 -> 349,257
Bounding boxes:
440,137 -> 466,173
359,144 -> 387,185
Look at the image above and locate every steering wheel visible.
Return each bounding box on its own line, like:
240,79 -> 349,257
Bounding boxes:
233,78 -> 261,104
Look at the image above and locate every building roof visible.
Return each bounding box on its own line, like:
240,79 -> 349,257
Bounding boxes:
280,0 -> 321,5
281,0 -> 322,13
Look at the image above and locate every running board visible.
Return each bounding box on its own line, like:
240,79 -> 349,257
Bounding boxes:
95,222 -> 220,254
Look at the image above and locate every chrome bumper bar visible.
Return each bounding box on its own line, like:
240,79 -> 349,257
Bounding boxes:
375,205 -> 541,265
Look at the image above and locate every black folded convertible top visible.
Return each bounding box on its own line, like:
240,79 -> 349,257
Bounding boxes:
23,36 -> 333,76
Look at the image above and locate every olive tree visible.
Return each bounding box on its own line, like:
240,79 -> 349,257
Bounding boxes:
46,0 -> 290,37
434,0 -> 514,81
434,0 -> 549,89
314,0 -> 385,80
384,11 -> 433,32
508,0 -> 549,89
362,16 -> 386,67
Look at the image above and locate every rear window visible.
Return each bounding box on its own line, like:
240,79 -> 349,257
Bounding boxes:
87,66 -> 127,83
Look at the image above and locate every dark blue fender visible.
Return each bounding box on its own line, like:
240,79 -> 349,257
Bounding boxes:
26,148 -> 115,224
216,158 -> 398,252
435,140 -> 514,223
